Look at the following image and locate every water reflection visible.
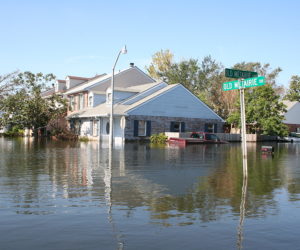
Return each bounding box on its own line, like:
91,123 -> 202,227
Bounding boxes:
0,139 -> 297,220
237,157 -> 248,250
1,138 -> 300,249
105,147 -> 124,250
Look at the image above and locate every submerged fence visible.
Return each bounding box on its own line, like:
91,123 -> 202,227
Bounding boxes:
165,132 -> 278,142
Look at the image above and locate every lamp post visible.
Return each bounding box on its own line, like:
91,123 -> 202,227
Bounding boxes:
109,45 -> 127,147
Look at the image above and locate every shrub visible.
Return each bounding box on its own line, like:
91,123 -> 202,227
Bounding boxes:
79,136 -> 89,142
150,133 -> 167,144
3,126 -> 24,137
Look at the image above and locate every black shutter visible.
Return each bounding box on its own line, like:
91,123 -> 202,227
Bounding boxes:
133,120 -> 139,137
181,122 -> 185,132
170,122 -> 175,132
146,121 -> 151,136
214,124 -> 218,133
204,124 -> 208,132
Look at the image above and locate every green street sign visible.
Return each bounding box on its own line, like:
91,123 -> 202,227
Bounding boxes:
225,68 -> 258,79
222,76 -> 266,91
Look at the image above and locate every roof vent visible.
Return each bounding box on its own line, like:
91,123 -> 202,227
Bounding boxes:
130,62 -> 134,67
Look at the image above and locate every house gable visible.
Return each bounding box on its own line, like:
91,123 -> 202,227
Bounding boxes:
284,102 -> 300,124
88,66 -> 155,92
127,84 -> 223,121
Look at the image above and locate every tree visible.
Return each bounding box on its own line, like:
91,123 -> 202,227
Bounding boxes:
227,84 -> 288,136
285,75 -> 300,101
0,72 -> 67,132
0,71 -> 20,99
147,49 -> 174,80
231,62 -> 283,94
146,51 -> 234,118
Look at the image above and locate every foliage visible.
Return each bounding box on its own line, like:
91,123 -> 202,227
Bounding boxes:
150,133 -> 168,144
147,49 -> 174,80
0,72 -> 67,132
79,136 -> 90,142
146,52 -> 284,121
284,75 -> 300,101
0,71 -> 20,99
3,125 -> 24,137
227,85 -> 288,136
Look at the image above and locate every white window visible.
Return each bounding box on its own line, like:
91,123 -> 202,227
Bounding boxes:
70,96 -> 75,111
107,93 -> 112,104
79,94 -> 84,110
89,96 -> 93,107
170,122 -> 185,132
205,123 -> 216,133
138,121 -> 146,136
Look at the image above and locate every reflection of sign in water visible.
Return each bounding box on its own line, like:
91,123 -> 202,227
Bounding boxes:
237,158 -> 248,250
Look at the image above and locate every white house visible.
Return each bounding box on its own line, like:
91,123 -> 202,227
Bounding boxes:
283,101 -> 300,133
65,65 -> 224,143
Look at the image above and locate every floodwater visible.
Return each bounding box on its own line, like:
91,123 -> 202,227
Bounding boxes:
0,137 -> 300,250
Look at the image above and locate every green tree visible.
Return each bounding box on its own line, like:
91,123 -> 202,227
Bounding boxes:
285,75 -> 300,101
228,84 -> 288,136
146,51 -> 235,118
0,72 -> 67,132
0,71 -> 20,99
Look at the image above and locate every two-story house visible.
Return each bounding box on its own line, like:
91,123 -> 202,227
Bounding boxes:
65,64 -> 224,144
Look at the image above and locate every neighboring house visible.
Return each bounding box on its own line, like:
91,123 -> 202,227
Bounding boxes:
41,74 -> 106,98
283,101 -> 300,133
66,65 -> 224,143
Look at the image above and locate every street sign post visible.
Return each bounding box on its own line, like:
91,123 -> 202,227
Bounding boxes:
222,76 -> 266,91
225,68 -> 258,79
223,70 -> 263,164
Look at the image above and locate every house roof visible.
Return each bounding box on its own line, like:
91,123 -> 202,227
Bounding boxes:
64,66 -> 154,95
67,75 -> 91,81
283,100 -> 300,124
283,100 -> 298,111
111,82 -> 161,93
67,84 -> 177,118
41,88 -> 55,97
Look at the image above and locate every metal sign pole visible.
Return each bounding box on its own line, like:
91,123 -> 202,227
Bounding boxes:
239,82 -> 247,161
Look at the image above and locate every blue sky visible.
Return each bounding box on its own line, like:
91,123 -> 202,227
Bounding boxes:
1,0 -> 300,87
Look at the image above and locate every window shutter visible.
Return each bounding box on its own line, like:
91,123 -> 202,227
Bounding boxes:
181,122 -> 185,132
214,124 -> 218,133
146,121 -> 151,136
204,124 -> 208,132
133,120 -> 139,137
170,122 -> 175,132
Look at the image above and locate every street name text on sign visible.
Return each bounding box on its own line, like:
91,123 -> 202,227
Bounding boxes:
225,68 -> 258,79
222,76 -> 266,91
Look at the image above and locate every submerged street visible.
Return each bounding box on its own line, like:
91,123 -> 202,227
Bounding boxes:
0,137 -> 300,249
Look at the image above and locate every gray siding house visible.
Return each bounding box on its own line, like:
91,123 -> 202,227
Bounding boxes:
66,65 -> 224,144
283,101 -> 300,133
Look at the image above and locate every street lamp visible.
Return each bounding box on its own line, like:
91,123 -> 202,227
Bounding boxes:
109,45 -> 127,147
